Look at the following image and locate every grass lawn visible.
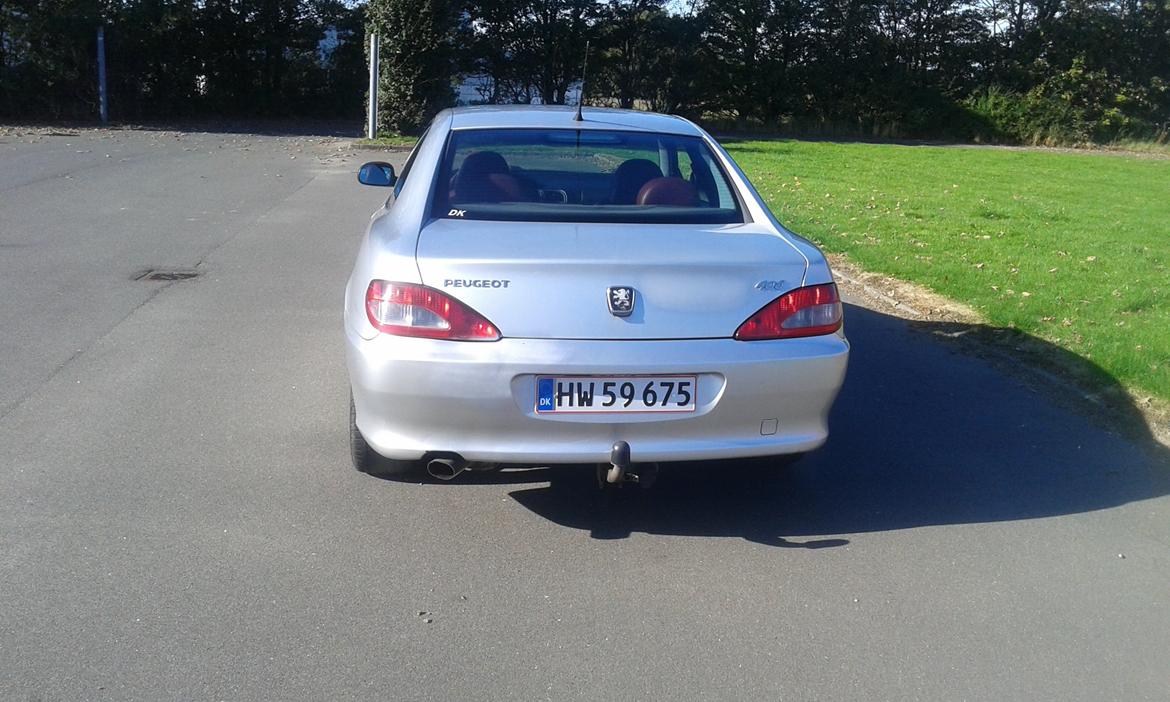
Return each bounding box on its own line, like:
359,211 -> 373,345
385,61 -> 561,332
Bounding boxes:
727,140 -> 1170,405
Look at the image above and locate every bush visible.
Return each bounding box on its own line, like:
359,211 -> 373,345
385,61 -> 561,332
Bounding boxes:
964,59 -> 1161,145
963,86 -> 1092,145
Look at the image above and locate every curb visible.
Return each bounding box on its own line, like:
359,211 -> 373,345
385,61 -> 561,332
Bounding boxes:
833,268 -> 925,318
346,140 -> 414,152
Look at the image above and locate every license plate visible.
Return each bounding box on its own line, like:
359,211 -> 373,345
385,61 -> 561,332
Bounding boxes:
535,375 -> 697,414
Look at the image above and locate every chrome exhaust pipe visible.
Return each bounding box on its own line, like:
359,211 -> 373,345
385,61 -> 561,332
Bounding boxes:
427,456 -> 467,481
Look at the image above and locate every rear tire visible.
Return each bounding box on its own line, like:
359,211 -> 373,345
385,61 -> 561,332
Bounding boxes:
349,394 -> 418,478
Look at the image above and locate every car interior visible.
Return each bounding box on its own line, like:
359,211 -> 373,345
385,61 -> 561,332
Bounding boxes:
447,148 -> 722,209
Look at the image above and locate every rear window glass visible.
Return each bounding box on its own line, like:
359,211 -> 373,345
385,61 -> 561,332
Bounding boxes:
432,129 -> 744,224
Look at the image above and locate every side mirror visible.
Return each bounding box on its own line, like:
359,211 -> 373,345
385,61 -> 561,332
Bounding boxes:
357,161 -> 396,187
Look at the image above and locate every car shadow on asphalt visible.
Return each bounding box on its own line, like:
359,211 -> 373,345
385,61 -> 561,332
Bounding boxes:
503,304 -> 1170,546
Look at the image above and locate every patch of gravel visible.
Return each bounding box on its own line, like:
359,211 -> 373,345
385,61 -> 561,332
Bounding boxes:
346,140 -> 415,152
0,124 -> 361,169
831,253 -> 1170,451
941,141 -> 1170,161
831,254 -> 983,323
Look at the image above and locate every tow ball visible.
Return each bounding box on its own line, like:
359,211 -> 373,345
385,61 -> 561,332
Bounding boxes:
597,441 -> 659,489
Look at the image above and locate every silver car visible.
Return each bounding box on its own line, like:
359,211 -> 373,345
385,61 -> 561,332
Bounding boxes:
346,106 -> 848,483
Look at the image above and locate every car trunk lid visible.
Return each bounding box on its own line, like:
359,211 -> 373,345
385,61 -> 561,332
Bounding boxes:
415,219 -> 808,340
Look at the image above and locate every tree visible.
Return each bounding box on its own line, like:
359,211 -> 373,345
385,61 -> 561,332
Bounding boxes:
595,0 -> 665,108
367,0 -> 458,133
464,0 -> 596,105
0,0 -> 104,119
463,0 -> 538,102
639,12 -> 712,116
2,0 -> 1167,143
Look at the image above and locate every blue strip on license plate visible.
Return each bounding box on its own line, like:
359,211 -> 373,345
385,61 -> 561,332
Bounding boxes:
535,375 -> 697,414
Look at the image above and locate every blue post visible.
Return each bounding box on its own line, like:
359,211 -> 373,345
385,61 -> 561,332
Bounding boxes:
97,26 -> 108,124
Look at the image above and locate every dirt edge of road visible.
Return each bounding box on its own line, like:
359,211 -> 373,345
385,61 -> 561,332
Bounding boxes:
831,253 -> 1170,451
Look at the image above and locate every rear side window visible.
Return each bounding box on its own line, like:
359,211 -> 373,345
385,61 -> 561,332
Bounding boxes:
433,129 -> 743,224
393,128 -> 427,198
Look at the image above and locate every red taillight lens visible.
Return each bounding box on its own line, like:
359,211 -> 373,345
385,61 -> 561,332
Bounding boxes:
734,283 -> 843,340
365,281 -> 500,341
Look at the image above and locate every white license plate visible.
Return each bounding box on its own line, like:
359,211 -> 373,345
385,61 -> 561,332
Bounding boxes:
535,375 -> 697,414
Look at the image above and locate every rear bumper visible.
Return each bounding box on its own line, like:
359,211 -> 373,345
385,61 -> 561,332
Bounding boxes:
346,329 -> 849,464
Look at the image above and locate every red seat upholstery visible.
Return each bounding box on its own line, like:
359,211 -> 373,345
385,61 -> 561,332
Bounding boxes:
451,151 -> 535,203
636,177 -> 699,206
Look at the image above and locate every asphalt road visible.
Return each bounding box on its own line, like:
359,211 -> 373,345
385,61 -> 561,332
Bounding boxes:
2,129 -> 1168,701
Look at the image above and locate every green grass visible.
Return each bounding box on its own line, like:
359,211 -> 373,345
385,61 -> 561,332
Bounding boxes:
726,139 -> 1170,404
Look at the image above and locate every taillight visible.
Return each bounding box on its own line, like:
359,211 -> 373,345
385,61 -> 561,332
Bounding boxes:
734,283 -> 842,340
365,281 -> 500,341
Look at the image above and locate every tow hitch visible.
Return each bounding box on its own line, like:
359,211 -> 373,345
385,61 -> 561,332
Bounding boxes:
598,441 -> 659,489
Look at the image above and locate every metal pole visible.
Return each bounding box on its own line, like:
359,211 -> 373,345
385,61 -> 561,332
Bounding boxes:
367,33 -> 379,139
97,26 -> 108,124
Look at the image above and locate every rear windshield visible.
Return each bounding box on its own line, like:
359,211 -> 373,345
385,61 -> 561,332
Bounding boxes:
432,128 -> 744,224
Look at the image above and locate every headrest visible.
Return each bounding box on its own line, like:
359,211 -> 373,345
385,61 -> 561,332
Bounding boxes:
636,177 -> 699,206
459,151 -> 509,177
612,159 -> 664,204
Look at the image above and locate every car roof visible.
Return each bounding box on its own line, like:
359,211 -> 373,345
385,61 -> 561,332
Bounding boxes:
443,105 -> 703,136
